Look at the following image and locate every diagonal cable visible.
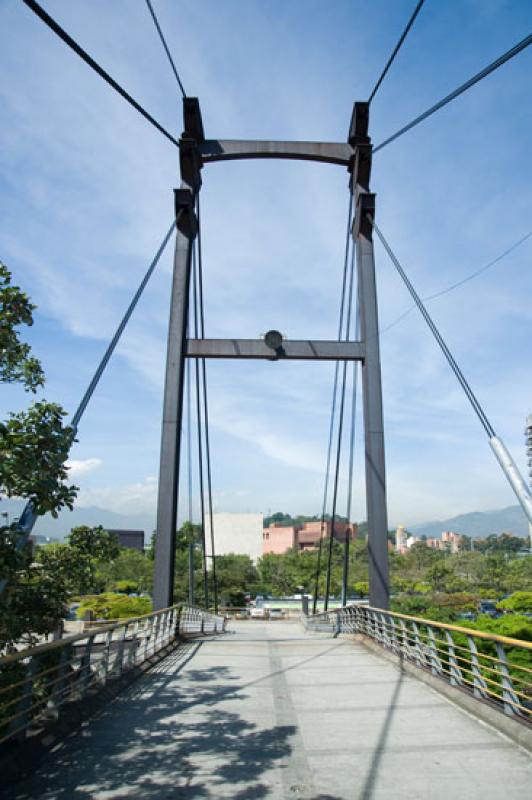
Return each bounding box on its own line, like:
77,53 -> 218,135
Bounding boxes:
372,217 -> 495,437
380,228 -> 532,336
2,221 -> 176,594
144,0 -> 187,98
368,0 -> 427,104
21,0 -> 180,148
374,33 -> 532,153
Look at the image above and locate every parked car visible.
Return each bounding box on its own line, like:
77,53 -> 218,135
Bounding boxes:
234,608 -> 251,620
269,608 -> 285,620
250,607 -> 269,619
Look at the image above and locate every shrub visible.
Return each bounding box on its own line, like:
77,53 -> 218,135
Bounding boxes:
76,593 -> 152,620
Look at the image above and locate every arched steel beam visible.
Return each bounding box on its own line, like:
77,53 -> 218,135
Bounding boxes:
199,139 -> 353,167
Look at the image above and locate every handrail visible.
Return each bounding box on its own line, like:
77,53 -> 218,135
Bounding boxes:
303,603 -> 532,721
0,604 -> 181,665
0,603 -> 226,747
363,606 -> 532,650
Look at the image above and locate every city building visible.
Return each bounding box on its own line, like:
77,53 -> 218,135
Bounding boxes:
395,525 -> 408,554
108,529 -> 145,552
204,512 -> 263,563
262,520 -> 356,556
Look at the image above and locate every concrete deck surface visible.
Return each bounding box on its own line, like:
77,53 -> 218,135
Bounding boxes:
5,620 -> 531,799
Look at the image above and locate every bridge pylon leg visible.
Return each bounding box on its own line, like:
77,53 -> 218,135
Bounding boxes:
153,191 -> 197,610
350,103 -> 390,609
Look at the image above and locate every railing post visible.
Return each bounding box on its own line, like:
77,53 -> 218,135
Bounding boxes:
467,635 -> 488,699
100,629 -> 113,685
8,656 -> 38,741
114,624 -> 128,675
52,642 -> 73,705
412,622 -> 423,667
445,631 -> 462,686
79,635 -> 95,696
427,626 -> 442,676
495,642 -> 520,716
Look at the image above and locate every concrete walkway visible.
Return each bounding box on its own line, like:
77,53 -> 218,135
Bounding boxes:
5,621 -> 531,799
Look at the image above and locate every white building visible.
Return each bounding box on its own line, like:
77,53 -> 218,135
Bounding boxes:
204,512 -> 263,564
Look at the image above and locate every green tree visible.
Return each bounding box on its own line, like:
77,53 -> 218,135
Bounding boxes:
0,264 -> 78,648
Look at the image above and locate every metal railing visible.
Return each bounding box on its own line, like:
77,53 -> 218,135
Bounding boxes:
303,604 -> 532,721
0,604 -> 225,747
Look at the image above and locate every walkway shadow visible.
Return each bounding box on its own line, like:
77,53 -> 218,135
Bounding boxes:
359,662 -> 405,800
6,643 -> 296,800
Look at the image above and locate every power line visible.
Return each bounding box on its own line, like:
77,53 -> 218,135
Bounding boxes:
144,0 -> 187,98
371,218 -> 496,438
21,0 -> 180,149
380,228 -> 532,336
374,32 -> 532,153
368,0 -> 427,104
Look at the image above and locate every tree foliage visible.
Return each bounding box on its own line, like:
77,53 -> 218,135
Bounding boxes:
0,263 -> 44,391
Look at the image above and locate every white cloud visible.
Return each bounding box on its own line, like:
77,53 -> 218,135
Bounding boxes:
66,458 -> 103,478
76,477 -> 158,514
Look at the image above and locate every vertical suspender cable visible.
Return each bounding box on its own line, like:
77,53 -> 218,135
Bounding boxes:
312,193 -> 353,614
191,246 -> 209,608
324,240 -> 356,611
186,351 -> 195,606
196,197 -> 219,613
341,307 -> 360,607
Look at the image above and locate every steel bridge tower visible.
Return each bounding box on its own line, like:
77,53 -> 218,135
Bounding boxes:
153,100 -> 390,610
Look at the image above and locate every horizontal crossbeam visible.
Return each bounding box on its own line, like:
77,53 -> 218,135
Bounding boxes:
199,140 -> 353,167
185,339 -> 365,361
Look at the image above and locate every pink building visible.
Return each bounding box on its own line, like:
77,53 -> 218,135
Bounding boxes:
262,521 -> 356,556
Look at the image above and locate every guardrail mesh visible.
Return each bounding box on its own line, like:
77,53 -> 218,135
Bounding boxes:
303,604 -> 532,721
0,604 -> 225,747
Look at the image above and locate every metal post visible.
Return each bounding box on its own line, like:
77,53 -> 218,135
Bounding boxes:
341,529 -> 350,607
188,538 -> 195,606
350,102 -> 390,610
153,99 -> 203,611
153,196 -> 196,610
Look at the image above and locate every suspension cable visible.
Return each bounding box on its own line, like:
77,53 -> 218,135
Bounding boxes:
374,32 -> 532,153
368,0 -> 427,104
196,196 -> 219,613
186,335 -> 195,606
191,245 -> 209,608
15,220 -> 176,539
324,239 -> 357,611
1,221 -> 176,598
380,228 -> 532,336
144,0 -> 187,98
342,308 -> 360,607
21,0 -> 180,149
372,218 -> 496,437
71,220 -> 176,430
312,193 -> 353,614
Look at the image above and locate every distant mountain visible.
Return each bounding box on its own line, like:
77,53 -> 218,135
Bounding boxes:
408,505 -> 529,540
0,498 -> 155,540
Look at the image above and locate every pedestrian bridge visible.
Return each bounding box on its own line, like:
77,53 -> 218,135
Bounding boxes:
1,607 -> 531,799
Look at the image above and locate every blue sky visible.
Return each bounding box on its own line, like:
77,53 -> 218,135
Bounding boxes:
1,0 -> 531,530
